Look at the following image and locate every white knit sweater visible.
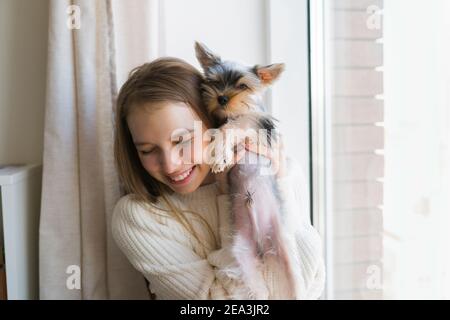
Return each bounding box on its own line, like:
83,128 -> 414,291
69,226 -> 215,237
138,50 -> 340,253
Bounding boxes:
111,159 -> 325,300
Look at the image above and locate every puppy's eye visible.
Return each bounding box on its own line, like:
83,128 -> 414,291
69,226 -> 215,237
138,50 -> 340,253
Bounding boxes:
237,83 -> 249,90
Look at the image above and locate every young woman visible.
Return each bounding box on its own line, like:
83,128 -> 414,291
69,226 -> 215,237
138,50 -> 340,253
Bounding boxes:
112,57 -> 325,300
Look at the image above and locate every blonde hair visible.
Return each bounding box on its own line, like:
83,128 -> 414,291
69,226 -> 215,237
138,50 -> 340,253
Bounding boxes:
114,57 -> 216,250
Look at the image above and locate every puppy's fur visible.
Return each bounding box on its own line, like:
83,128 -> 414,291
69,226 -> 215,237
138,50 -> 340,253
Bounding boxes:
195,42 -> 299,299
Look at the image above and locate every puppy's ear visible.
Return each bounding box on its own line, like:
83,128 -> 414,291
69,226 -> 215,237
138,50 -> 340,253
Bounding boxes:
195,41 -> 221,70
254,63 -> 285,85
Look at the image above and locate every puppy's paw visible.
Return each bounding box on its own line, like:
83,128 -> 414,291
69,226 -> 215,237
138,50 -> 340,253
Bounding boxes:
211,163 -> 228,174
210,138 -> 235,173
248,284 -> 270,300
211,154 -> 233,173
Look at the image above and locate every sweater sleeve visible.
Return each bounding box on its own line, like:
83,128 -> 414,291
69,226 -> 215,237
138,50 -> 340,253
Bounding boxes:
274,158 -> 326,299
111,195 -> 255,300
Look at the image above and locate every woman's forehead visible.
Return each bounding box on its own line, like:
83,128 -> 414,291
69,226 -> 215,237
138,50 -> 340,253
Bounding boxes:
127,101 -> 203,144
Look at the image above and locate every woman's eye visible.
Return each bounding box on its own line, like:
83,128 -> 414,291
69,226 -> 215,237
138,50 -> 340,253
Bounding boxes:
176,135 -> 192,145
140,149 -> 154,155
237,83 -> 249,90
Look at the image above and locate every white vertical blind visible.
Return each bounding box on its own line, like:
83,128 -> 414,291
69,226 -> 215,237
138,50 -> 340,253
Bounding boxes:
314,0 -> 450,300
383,0 -> 450,299
325,0 -> 384,299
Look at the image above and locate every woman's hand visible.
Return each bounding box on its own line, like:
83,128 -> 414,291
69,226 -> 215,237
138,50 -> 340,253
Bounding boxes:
244,135 -> 287,179
214,135 -> 286,194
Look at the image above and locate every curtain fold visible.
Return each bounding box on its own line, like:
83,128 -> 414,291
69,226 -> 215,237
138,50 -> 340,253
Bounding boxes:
40,0 -> 154,299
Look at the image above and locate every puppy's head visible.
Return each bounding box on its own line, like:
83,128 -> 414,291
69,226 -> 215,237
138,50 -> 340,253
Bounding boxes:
195,41 -> 284,126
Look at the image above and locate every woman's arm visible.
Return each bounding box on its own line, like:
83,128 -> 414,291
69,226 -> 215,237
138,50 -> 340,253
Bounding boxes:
111,195 -> 262,300
276,158 -> 326,299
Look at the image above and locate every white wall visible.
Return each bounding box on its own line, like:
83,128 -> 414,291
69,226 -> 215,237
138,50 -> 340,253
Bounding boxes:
383,0 -> 450,299
163,0 -> 267,67
0,0 -> 49,166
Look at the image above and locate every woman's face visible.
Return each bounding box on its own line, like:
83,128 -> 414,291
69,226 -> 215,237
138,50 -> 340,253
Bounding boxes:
127,101 -> 215,194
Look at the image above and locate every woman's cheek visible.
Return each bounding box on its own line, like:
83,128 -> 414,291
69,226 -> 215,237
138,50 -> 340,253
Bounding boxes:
192,140 -> 204,164
140,154 -> 160,176
182,138 -> 202,165
197,139 -> 211,164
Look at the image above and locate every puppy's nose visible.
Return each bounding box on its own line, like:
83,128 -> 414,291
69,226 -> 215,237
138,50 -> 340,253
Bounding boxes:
217,95 -> 229,106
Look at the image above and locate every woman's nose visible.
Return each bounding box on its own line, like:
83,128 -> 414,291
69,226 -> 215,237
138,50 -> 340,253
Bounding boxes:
160,148 -> 181,175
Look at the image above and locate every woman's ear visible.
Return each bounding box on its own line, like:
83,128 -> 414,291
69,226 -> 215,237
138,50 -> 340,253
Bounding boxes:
195,41 -> 221,71
254,63 -> 285,85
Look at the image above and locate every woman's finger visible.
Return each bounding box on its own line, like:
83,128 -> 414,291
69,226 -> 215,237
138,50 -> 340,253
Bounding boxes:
244,139 -> 271,158
234,145 -> 247,163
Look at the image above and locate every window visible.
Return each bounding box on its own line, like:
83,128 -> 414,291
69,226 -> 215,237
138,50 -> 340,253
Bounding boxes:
311,0 -> 450,299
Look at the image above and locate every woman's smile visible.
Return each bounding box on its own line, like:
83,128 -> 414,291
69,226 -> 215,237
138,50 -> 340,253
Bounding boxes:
167,165 -> 196,185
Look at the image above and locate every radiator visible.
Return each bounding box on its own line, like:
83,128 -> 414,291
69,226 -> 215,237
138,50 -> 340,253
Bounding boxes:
0,164 -> 42,300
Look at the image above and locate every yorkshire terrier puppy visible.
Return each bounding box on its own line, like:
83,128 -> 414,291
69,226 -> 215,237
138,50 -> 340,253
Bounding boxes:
195,42 -> 299,299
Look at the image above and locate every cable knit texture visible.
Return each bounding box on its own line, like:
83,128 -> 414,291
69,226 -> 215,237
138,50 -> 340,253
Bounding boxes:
111,159 -> 326,299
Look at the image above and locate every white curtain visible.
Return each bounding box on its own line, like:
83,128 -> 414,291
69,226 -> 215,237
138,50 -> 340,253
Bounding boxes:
40,0 -> 159,299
